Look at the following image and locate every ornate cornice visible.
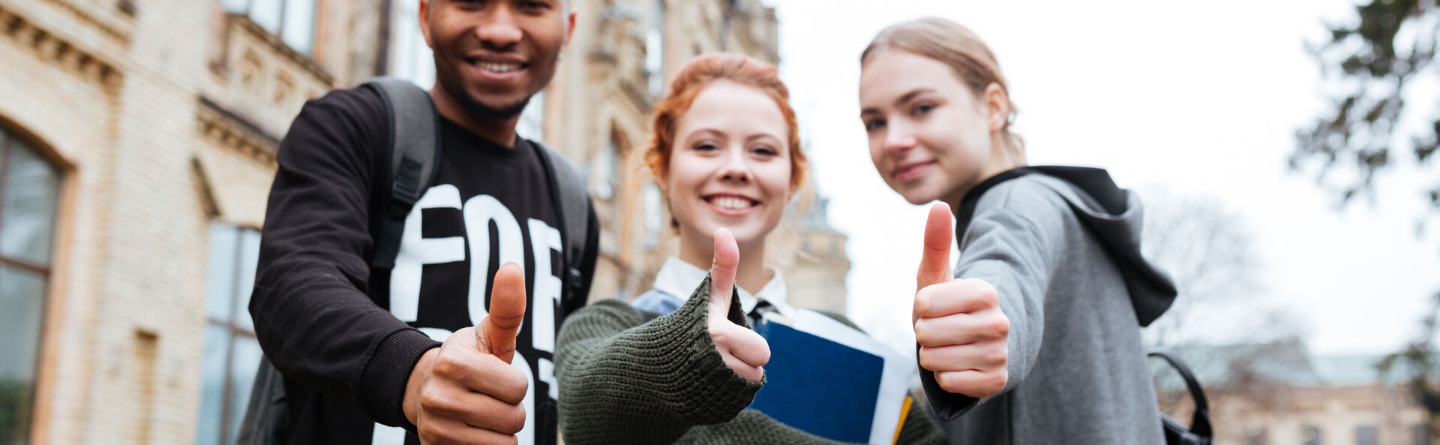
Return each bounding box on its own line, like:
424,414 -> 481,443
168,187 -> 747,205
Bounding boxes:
0,4 -> 124,93
195,97 -> 279,168
37,0 -> 134,44
225,13 -> 333,86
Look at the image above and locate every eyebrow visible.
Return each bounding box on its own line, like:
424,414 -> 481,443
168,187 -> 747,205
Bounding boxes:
681,128 -> 785,145
860,88 -> 938,115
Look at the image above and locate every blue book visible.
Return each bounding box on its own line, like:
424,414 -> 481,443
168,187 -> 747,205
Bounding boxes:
749,311 -> 914,444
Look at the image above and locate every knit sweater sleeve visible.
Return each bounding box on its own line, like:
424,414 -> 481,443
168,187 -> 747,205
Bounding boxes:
556,275 -> 762,444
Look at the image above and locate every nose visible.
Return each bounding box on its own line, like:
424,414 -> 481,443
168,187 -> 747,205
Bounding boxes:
718,148 -> 752,184
882,120 -> 917,156
476,4 -> 523,50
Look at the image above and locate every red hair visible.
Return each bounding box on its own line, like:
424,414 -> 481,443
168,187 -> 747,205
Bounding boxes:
644,53 -> 807,192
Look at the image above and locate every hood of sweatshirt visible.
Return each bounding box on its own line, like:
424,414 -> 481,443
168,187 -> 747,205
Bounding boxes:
956,166 -> 1178,327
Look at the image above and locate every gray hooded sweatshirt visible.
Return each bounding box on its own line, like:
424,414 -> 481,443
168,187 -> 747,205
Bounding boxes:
922,167 -> 1178,444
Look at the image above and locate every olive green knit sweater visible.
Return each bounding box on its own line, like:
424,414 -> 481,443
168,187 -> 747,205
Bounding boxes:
556,276 -> 945,445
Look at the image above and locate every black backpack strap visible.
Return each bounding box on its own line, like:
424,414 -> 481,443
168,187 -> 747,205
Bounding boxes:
364,77 -> 443,269
1150,350 -> 1213,444
532,140 -> 590,302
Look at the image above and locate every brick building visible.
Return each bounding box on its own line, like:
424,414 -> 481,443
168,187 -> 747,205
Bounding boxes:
0,0 -> 849,443
1159,343 -> 1434,445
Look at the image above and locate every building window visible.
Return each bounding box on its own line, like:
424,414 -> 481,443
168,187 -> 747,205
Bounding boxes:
388,0 -> 434,89
223,0 -> 317,55
1302,425 -> 1323,445
195,224 -> 263,445
1356,425 -> 1378,445
592,131 -> 621,200
645,0 -> 665,97
0,128 -> 61,445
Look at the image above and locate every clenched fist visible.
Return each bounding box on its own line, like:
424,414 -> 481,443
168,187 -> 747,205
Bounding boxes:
914,203 -> 1011,398
707,228 -> 770,382
403,262 -> 530,444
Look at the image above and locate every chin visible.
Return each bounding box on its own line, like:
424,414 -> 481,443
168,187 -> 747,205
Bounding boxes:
899,189 -> 939,205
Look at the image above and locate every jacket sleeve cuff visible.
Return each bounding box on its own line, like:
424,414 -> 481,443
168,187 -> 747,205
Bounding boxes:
358,328 -> 441,428
917,345 -> 981,420
659,274 -> 764,424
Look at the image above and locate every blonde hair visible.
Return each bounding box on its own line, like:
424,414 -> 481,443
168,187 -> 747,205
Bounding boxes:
862,17 -> 1026,164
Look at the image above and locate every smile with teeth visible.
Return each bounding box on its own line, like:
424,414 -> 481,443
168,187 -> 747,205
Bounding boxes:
705,195 -> 758,211
474,61 -> 524,73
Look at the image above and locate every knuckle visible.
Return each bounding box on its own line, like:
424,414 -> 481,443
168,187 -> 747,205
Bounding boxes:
912,320 -> 930,345
498,406 -> 527,434
917,348 -> 940,371
988,316 -> 1011,339
419,386 -> 444,410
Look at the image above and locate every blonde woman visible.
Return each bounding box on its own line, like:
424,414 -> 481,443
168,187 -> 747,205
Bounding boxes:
859,17 -> 1179,444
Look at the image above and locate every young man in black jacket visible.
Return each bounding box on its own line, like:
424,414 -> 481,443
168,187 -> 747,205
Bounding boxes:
250,1 -> 593,443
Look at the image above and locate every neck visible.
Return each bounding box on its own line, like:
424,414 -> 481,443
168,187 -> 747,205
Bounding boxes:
941,142 -> 1021,209
429,82 -> 521,148
678,232 -> 771,295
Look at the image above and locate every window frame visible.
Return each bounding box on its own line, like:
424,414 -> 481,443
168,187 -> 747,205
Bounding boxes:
0,125 -> 63,445
223,0 -> 318,55
195,224 -> 263,445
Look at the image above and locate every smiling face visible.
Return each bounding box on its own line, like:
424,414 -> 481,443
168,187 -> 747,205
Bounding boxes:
859,49 -> 1011,205
420,0 -> 574,120
660,80 -> 795,252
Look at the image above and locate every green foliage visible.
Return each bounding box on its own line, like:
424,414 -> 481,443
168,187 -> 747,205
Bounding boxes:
1300,0 -> 1440,428
0,378 -> 32,444
1293,0 -> 1438,206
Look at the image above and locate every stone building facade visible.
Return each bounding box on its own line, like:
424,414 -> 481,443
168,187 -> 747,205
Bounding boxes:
0,0 -> 382,442
1,0 -> 849,443
1159,344 -> 1434,445
536,0 -> 850,314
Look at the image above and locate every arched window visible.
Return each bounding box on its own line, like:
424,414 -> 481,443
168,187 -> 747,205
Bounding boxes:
195,224 -> 263,445
0,126 -> 62,443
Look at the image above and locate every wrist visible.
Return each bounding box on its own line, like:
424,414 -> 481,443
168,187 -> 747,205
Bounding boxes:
403,348 -> 440,426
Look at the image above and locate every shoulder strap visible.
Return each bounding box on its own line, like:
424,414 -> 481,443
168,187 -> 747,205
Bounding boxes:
1149,350 -> 1213,443
532,140 -> 591,302
363,77 -> 443,269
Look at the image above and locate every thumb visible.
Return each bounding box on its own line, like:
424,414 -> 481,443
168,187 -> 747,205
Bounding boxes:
708,228 -> 740,319
480,262 -> 527,364
916,202 -> 954,292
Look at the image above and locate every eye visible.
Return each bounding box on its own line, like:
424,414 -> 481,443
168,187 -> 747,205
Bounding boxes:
751,145 -> 779,157
518,0 -> 550,11
863,118 -> 886,133
693,142 -> 719,152
911,103 -> 935,117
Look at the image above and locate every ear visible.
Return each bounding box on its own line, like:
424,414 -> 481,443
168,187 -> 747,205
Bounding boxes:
982,83 -> 1010,133
562,7 -> 578,49
418,0 -> 434,49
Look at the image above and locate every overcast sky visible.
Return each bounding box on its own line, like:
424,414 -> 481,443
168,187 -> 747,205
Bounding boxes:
770,0 -> 1440,357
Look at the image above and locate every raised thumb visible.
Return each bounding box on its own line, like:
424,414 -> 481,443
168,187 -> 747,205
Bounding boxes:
480,262 -> 527,364
916,202 -> 954,292
708,228 -> 740,318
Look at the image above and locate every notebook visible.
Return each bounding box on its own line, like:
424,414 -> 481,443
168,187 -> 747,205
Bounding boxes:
749,310 -> 915,444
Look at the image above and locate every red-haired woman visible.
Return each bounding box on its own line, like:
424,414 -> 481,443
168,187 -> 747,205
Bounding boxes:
556,53 -> 941,444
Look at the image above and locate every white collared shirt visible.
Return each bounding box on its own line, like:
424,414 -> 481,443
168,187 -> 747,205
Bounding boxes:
647,257 -> 798,320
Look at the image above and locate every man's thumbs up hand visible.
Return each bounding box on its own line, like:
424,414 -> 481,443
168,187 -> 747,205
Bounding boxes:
913,203 -> 1011,399
404,262 -> 530,444
480,263 -> 526,364
707,228 -> 770,383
